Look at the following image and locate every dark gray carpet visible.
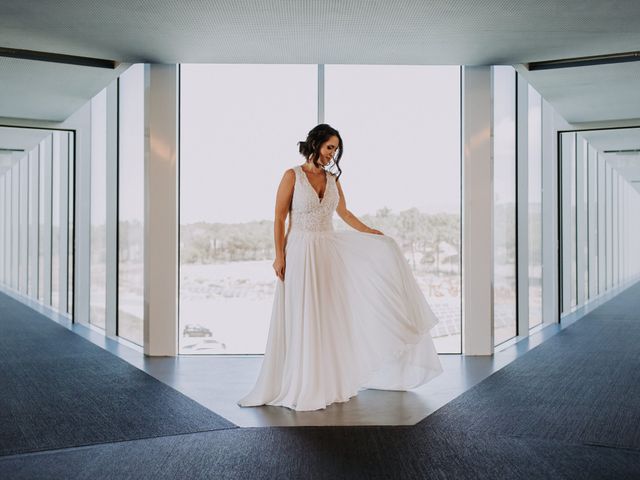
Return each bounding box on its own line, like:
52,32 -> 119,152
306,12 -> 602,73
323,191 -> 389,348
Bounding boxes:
2,282 -> 640,478
418,290 -> 640,450
1,423 -> 639,479
0,291 -> 236,456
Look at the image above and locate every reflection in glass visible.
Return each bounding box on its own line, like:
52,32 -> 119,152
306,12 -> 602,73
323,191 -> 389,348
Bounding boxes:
325,65 -> 462,353
493,66 -> 517,344
179,64 -> 317,354
118,65 -> 145,345
90,89 -> 108,329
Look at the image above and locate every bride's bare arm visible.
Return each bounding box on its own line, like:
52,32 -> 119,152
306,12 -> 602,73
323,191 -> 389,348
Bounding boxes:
335,179 -> 383,235
273,169 -> 295,280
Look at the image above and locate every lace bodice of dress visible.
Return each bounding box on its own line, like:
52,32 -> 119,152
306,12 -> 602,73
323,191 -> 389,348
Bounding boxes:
289,165 -> 339,233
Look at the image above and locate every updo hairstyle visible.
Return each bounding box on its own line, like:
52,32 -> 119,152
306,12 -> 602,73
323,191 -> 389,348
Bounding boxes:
297,124 -> 343,180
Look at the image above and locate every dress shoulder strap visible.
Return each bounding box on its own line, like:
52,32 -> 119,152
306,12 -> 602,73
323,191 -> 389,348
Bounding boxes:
292,165 -> 303,182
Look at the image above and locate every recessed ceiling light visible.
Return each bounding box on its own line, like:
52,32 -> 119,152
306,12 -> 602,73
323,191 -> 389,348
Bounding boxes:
528,51 -> 640,71
0,46 -> 117,69
602,149 -> 640,154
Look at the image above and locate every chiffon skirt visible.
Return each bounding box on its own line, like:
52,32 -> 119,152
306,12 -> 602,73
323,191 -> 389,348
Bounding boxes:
238,229 -> 443,411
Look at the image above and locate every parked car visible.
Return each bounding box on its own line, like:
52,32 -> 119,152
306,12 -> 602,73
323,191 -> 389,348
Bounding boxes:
183,324 -> 213,337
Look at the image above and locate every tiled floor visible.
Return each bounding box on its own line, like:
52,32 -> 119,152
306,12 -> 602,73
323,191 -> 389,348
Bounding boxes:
1,281 -> 633,428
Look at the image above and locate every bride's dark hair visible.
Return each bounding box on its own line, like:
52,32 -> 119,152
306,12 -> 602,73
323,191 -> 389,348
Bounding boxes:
297,124 -> 343,180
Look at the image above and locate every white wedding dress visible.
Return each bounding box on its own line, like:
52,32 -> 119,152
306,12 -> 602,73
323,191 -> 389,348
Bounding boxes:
238,165 -> 443,411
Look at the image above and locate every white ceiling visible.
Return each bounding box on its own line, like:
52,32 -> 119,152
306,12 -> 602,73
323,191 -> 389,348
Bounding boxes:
519,62 -> 640,124
581,128 -> 640,153
0,57 -> 128,122
2,0 -> 639,65
579,128 -> 640,194
1,0 -> 639,123
0,151 -> 24,176
0,126 -> 53,175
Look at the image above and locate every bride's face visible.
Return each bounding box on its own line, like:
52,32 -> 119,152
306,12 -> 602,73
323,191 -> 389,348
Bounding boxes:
316,135 -> 339,166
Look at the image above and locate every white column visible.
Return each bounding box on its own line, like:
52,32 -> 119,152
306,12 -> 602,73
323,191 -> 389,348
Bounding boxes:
462,66 -> 493,355
541,100 -> 559,325
73,104 -> 92,322
560,132 -> 575,313
144,64 -> 179,356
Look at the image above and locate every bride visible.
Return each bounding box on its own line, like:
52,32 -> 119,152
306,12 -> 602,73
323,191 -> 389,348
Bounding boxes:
238,124 -> 443,411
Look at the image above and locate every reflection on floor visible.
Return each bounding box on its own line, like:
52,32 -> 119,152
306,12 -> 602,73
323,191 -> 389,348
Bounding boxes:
135,327 -> 557,427
1,281 -> 632,428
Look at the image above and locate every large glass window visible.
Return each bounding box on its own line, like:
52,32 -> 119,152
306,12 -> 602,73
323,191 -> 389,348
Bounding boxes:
38,138 -> 49,302
618,173 -> 623,284
67,131 -> 74,315
118,65 -> 145,345
0,175 -> 4,284
7,167 -> 14,286
606,163 -> 613,289
0,128 -> 72,313
90,89 -> 108,329
611,170 -> 617,286
2,170 -> 10,284
324,65 -> 462,353
179,64 -> 317,354
587,145 -> 598,298
11,162 -> 19,289
576,135 -> 588,304
559,128 -> 640,317
597,151 -> 606,293
527,85 -> 542,328
493,66 -> 517,344
28,148 -> 39,297
19,155 -> 29,294
560,132 -> 576,313
570,138 -> 577,307
51,133 -> 61,309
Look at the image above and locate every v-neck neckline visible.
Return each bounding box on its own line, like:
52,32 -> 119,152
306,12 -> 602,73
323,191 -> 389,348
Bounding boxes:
299,165 -> 328,204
